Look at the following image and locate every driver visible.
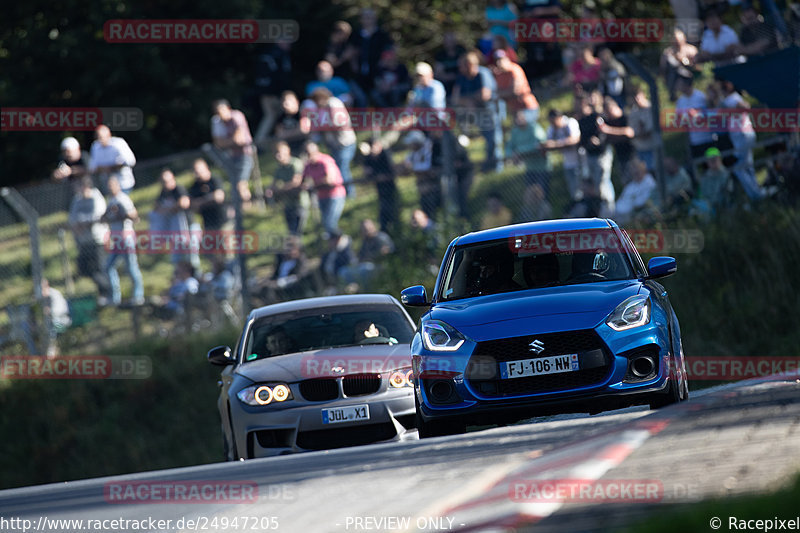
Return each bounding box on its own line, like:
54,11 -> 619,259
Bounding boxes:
265,326 -> 296,356
353,320 -> 397,344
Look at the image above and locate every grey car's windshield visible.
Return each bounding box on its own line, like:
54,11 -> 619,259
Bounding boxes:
242,305 -> 415,362
440,229 -> 635,301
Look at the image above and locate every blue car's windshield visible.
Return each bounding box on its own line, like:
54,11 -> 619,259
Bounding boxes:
439,229 -> 636,301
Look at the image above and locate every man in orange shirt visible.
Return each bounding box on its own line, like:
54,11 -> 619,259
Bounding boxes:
492,50 -> 540,125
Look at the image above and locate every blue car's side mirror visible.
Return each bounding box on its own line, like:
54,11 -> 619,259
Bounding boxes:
401,285 -> 429,306
647,257 -> 677,279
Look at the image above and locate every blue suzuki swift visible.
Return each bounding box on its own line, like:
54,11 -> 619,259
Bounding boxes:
401,218 -> 689,437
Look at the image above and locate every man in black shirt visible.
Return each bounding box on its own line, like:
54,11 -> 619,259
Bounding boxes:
52,136 -> 90,210
737,4 -> 779,56
189,158 -> 229,231
577,95 -> 616,214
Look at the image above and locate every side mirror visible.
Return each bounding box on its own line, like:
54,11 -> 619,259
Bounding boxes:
401,285 -> 429,307
208,345 -> 234,366
647,257 -> 677,279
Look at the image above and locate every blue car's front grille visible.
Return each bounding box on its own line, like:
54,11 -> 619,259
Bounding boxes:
468,329 -> 612,397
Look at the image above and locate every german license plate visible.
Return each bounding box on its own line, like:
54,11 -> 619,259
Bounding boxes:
321,404 -> 370,424
500,354 -> 579,379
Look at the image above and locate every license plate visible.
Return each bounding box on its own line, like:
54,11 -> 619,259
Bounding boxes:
321,404 -> 370,424
500,354 -> 580,379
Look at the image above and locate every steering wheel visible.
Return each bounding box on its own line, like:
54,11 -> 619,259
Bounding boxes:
357,336 -> 396,345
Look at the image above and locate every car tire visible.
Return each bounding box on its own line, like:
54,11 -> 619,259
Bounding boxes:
649,370 -> 683,409
415,396 -> 465,438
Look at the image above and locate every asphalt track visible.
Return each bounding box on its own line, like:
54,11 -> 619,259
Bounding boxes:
1,376 -> 799,533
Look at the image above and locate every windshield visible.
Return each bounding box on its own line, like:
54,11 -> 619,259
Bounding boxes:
439,229 -> 635,301
242,305 -> 415,362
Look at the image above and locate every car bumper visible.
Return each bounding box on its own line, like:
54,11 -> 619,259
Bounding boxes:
230,390 -> 416,458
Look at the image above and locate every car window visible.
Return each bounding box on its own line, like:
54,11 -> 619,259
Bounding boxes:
440,230 -> 635,301
242,306 -> 415,362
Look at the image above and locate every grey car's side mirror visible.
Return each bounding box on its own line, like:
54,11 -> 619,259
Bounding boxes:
208,345 -> 234,366
401,285 -> 429,306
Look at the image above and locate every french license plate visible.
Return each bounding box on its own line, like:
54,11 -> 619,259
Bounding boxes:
321,404 -> 370,424
500,354 -> 580,379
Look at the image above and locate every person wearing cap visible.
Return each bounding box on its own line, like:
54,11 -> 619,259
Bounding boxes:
88,125 -> 136,195
53,137 -> 90,210
695,147 -> 732,214
492,50 -> 539,126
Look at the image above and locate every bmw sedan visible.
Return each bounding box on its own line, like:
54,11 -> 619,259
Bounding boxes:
401,218 -> 689,438
209,294 -> 417,459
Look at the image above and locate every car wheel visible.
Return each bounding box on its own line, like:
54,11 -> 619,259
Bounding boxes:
415,396 -> 465,438
222,424 -> 235,461
649,370 -> 682,409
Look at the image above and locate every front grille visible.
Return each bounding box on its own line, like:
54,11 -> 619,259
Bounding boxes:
468,329 -> 612,397
296,422 -> 397,450
299,379 -> 339,401
342,373 -> 381,397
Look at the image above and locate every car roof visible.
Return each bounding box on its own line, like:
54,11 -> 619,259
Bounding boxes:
454,218 -> 616,246
247,294 -> 399,320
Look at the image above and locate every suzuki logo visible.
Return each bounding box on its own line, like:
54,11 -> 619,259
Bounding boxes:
528,339 -> 545,354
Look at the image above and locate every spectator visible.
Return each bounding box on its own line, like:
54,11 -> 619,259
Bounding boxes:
480,193 -> 513,230
410,62 -> 447,115
577,94 -> 615,213
400,130 -> 440,219
339,219 -> 395,287
189,158 -> 230,233
597,47 -> 627,107
409,207 -> 440,260
41,278 -> 71,357
566,45 -> 602,93
103,175 -> 145,306
542,109 -> 582,201
694,147 -> 732,214
567,177 -> 606,218
506,110 -> 550,194
261,238 -> 311,302
660,28 -> 699,101
663,156 -> 694,210
489,34 -> 519,65
302,141 -> 346,235
273,91 -> 308,155
453,51 -> 503,172
430,128 -> 475,219
88,125 -> 136,194
203,257 -> 236,304
520,0 -> 563,80
211,99 -> 255,205
371,48 -> 411,107
162,260 -> 199,316
52,136 -> 90,210
361,138 -> 399,233
150,168 -> 195,267
253,42 -> 293,146
695,10 -> 741,64
68,176 -> 112,305
306,60 -> 353,106
348,8 -> 394,96
629,88 -> 658,171
492,50 -> 540,125
302,88 -> 357,198
599,96 -> 635,183
736,4 -> 779,56
268,141 -> 309,235
614,159 -> 658,224
324,21 -> 358,82
485,0 -> 518,46
719,78 -> 764,200
434,32 -> 466,96
675,76 -> 715,159
320,231 -> 356,289
517,182 -> 553,222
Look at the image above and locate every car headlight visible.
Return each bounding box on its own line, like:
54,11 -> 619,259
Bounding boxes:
237,383 -> 294,406
421,320 -> 466,351
389,368 -> 414,388
606,295 -> 651,331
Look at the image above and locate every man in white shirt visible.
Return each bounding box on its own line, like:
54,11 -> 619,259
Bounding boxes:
88,125 -> 136,194
103,176 -> 145,306
675,76 -> 715,159
542,109 -> 582,200
614,159 -> 657,224
696,10 -> 741,64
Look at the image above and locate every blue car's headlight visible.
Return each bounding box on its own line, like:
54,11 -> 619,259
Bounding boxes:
606,295 -> 651,331
421,320 -> 466,351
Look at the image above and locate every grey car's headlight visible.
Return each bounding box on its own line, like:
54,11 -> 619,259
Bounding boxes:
606,295 -> 651,331
389,367 -> 414,388
237,383 -> 294,406
421,320 -> 466,351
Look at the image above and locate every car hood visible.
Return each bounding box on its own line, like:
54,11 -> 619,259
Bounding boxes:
234,343 -> 413,383
430,280 -> 642,330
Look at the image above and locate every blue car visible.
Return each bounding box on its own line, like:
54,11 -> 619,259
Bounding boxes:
401,218 -> 689,437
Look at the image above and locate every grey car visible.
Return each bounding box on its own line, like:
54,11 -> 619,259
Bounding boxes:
208,294 -> 418,460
